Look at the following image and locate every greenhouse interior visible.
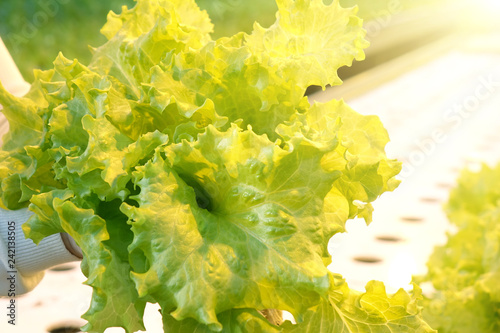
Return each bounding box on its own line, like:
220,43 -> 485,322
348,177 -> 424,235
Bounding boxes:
1,0 -> 500,332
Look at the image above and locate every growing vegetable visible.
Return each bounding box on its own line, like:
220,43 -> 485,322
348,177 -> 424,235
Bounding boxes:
415,164 -> 500,333
0,0 -> 434,332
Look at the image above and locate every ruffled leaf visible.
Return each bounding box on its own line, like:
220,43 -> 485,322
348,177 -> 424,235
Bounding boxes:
122,124 -> 341,329
246,0 -> 369,89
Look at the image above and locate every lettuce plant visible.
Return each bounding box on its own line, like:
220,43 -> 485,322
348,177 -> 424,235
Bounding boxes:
0,0 -> 434,331
415,164 -> 500,332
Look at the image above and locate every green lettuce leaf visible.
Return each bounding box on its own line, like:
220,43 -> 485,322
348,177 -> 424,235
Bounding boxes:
415,164 -> 500,332
0,0 -> 422,332
160,274 -> 434,333
163,32 -> 308,141
121,119 -> 402,330
281,275 -> 433,333
162,308 -> 282,333
246,0 -> 369,89
25,190 -> 146,333
121,124 -> 338,329
91,0 -> 213,99
277,99 -> 401,227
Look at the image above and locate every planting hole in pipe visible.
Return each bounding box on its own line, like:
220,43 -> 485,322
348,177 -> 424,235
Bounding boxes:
420,197 -> 441,204
353,256 -> 383,264
400,216 -> 424,223
47,320 -> 84,333
49,264 -> 78,272
47,325 -> 81,333
436,182 -> 454,189
376,235 -> 404,243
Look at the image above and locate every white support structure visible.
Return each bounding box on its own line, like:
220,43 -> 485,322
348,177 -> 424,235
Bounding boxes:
0,38 -> 31,99
0,37 -> 31,141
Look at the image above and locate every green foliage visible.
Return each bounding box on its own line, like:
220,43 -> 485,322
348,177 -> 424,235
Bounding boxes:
195,0 -> 278,38
339,0 -> 449,20
0,0 -> 135,81
0,0 -> 433,332
415,164 -> 500,333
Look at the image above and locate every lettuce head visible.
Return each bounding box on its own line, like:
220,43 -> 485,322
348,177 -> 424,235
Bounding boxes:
0,0 -> 434,332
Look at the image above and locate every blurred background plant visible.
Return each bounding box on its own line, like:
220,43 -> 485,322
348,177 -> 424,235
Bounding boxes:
0,0 -> 135,81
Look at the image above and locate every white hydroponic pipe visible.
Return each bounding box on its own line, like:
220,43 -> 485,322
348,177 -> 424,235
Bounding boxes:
0,37 -> 30,97
0,37 -> 31,138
